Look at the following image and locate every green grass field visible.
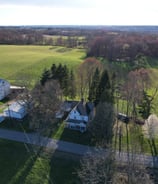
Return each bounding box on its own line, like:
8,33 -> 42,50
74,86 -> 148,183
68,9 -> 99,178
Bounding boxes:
0,45 -> 85,85
0,139 -> 80,184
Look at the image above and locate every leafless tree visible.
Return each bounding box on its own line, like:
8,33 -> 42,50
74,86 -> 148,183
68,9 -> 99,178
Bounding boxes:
29,80 -> 62,135
78,57 -> 102,99
78,150 -> 114,184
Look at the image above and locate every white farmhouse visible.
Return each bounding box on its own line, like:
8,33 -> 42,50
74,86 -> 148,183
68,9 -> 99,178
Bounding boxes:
0,79 -> 10,100
3,101 -> 27,119
65,101 -> 94,133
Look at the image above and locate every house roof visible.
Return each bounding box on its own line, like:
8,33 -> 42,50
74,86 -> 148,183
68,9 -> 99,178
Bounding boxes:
59,100 -> 79,111
75,101 -> 94,116
5,101 -> 26,113
76,102 -> 88,116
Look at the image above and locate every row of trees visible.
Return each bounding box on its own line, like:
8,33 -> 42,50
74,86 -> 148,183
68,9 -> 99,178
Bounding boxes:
87,32 -> 158,62
0,28 -> 86,48
40,63 -> 76,99
77,57 -> 158,183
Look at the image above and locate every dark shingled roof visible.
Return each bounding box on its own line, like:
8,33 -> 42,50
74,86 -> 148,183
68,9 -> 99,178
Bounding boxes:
76,102 -> 87,116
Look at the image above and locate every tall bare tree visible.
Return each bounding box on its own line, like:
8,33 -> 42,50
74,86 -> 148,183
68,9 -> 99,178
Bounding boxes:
29,80 -> 62,135
78,57 -> 102,99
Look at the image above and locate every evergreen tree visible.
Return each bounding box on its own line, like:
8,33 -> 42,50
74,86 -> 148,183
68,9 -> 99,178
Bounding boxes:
89,102 -> 115,146
138,91 -> 153,119
69,69 -> 76,99
88,68 -> 100,102
95,69 -> 113,105
62,65 -> 69,96
50,63 -> 57,79
56,63 -> 63,82
40,68 -> 50,86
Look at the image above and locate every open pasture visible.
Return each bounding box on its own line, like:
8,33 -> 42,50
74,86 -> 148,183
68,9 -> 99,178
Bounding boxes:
0,45 -> 85,84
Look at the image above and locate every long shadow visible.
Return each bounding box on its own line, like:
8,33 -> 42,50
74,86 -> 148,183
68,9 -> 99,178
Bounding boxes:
9,155 -> 38,184
49,150 -> 81,184
45,125 -> 83,184
0,140 -> 35,184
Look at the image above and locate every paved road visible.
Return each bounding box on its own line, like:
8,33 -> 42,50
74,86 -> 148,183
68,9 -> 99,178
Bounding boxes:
0,128 -> 158,168
0,128 -> 96,155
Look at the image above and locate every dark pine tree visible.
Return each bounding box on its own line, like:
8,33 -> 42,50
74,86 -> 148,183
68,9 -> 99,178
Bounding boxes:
95,69 -> 113,105
40,68 -> 50,86
56,63 -> 63,82
50,63 -> 57,79
69,69 -> 76,99
88,68 -> 100,102
138,91 -> 153,119
62,65 -> 69,97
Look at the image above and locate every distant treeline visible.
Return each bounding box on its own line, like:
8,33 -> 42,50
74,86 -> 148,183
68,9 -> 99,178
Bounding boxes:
0,27 -> 87,47
87,32 -> 158,61
1,27 -> 158,61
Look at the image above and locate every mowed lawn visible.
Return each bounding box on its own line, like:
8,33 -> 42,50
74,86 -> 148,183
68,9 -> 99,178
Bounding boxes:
0,139 -> 80,184
0,45 -> 85,84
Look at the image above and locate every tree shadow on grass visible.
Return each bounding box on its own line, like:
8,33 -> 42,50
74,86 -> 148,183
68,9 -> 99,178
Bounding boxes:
49,150 -> 81,184
8,153 -> 38,184
0,140 -> 37,184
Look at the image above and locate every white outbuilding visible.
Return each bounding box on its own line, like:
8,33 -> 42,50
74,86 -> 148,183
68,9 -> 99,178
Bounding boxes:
0,79 -> 10,100
3,101 -> 28,119
143,114 -> 158,139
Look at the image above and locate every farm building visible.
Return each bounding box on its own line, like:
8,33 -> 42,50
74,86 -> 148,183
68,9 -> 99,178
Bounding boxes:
3,101 -> 28,119
65,101 -> 94,133
0,79 -> 10,100
143,114 -> 158,139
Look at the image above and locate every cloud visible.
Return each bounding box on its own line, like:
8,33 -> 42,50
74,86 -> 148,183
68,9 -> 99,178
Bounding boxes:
0,0 -> 95,8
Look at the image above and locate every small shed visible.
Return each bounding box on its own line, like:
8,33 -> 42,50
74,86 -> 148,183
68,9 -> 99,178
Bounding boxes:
3,101 -> 27,119
0,79 -> 10,100
143,114 -> 158,139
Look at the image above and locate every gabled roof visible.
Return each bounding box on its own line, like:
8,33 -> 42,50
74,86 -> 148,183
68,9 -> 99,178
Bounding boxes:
76,102 -> 88,116
74,101 -> 94,116
63,100 -> 79,111
5,101 -> 27,113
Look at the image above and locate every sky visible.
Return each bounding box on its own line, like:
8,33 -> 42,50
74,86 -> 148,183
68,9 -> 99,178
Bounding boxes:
0,0 -> 158,26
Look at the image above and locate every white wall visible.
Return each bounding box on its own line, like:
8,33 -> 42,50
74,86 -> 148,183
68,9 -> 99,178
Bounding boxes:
69,109 -> 88,122
0,80 -> 10,100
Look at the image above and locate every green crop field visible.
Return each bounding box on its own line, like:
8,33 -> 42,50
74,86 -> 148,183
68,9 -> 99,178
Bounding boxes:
0,45 -> 85,85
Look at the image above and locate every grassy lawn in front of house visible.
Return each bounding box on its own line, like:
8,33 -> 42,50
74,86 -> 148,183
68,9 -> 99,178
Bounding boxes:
52,121 -> 94,146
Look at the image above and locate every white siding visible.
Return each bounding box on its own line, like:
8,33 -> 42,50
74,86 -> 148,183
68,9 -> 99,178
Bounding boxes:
68,109 -> 88,122
3,101 -> 27,119
0,79 -> 10,100
65,122 -> 86,133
